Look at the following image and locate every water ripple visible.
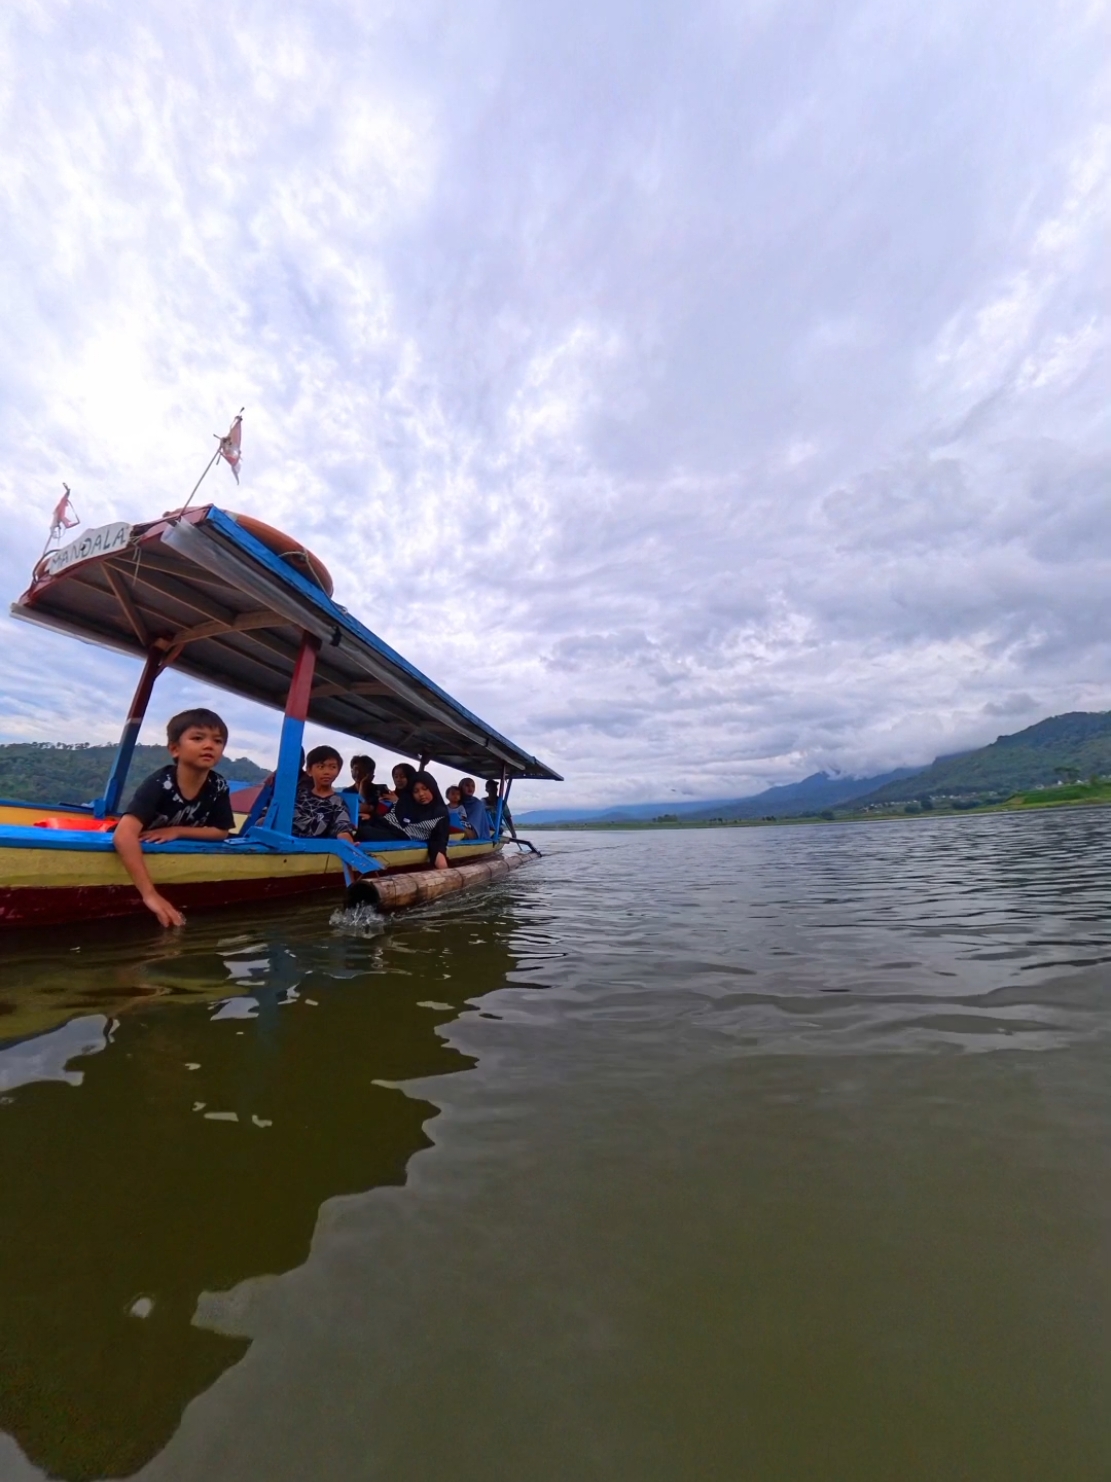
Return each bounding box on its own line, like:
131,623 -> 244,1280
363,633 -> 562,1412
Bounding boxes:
499,812 -> 1111,1055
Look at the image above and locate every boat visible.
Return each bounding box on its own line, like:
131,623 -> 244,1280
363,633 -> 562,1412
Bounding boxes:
0,504 -> 561,926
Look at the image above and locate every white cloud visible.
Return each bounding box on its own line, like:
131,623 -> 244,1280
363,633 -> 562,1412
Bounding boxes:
1,0 -> 1110,809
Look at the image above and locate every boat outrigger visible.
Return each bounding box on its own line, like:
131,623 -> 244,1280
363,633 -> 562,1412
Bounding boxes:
0,505 -> 561,927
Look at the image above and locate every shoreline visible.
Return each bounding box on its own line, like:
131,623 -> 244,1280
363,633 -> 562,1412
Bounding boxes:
527,790 -> 1111,832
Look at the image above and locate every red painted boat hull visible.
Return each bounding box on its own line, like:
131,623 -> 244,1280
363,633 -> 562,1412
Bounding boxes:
0,871 -> 344,929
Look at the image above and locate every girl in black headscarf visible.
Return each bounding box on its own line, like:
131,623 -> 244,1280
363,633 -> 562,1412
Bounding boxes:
384,762 -> 417,811
357,770 -> 451,868
360,761 -> 418,829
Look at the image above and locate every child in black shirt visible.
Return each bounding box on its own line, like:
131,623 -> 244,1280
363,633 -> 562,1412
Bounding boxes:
113,708 -> 235,927
293,745 -> 357,840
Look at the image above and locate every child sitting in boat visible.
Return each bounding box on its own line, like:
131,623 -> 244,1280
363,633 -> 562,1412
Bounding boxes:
358,772 -> 390,822
293,746 -> 358,841
457,777 -> 492,840
357,771 -> 451,867
445,785 -> 473,836
344,754 -> 376,798
113,708 -> 235,928
379,763 -> 417,810
484,778 -> 514,836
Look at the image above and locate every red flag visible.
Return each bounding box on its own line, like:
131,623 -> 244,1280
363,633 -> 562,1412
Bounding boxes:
217,414 -> 242,484
50,485 -> 79,538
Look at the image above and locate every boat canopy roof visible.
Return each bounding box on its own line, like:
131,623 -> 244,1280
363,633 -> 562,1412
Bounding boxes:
11,506 -> 561,780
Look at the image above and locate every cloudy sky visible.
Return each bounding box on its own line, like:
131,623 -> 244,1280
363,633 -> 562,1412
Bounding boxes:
1,0 -> 1108,809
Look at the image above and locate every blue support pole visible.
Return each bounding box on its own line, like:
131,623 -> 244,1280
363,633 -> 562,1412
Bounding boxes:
263,631 -> 320,836
493,772 -> 514,840
491,772 -> 504,839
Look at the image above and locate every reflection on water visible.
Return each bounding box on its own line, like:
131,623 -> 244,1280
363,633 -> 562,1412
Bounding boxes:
1,812 -> 1111,1481
0,901 -> 518,1480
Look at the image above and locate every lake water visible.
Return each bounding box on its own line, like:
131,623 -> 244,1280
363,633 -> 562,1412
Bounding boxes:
1,812 -> 1110,1481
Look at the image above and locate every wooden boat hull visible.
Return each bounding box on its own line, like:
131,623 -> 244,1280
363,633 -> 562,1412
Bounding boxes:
0,828 -> 498,928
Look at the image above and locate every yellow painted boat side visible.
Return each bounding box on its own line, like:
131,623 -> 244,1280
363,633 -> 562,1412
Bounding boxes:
0,846 -> 340,890
0,838 -> 497,889
445,841 -> 497,863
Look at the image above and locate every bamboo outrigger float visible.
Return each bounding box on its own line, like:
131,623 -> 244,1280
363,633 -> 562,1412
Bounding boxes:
0,505 -> 560,927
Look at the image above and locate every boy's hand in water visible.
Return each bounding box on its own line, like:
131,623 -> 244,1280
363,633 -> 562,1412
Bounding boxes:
114,815 -> 187,926
142,889 -> 186,928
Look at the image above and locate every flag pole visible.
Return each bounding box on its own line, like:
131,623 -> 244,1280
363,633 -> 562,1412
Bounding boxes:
179,447 -> 222,515
180,407 -> 244,514
41,484 -> 78,559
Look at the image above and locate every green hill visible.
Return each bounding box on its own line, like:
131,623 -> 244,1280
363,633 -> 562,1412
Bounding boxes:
0,743 -> 269,806
854,712 -> 1111,806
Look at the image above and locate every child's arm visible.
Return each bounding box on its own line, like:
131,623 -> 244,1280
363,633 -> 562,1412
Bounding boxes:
328,795 -> 356,841
138,825 -> 230,843
113,815 -> 186,928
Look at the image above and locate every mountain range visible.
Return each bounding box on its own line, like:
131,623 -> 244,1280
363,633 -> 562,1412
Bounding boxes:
848,711 -> 1111,806
517,768 -> 920,824
518,710 -> 1111,824
4,710 -> 1110,819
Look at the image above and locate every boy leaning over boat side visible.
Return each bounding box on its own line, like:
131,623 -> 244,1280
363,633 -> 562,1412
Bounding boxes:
113,708 -> 235,928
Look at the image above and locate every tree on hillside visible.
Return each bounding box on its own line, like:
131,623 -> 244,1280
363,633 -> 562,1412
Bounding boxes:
0,743 -> 268,805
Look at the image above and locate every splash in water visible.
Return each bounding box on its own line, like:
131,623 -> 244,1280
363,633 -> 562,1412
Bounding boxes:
328,902 -> 386,936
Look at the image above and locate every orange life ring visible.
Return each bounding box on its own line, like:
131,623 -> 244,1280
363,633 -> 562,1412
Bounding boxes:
34,816 -> 117,832
231,513 -> 335,597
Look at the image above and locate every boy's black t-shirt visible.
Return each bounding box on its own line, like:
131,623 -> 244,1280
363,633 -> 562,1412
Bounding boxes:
122,765 -> 234,833
292,788 -> 353,839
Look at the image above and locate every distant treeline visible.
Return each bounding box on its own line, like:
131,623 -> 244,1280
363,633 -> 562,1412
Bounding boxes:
0,742 -> 268,805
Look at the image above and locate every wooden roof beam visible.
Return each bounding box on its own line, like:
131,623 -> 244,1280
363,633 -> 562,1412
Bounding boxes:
124,565 -> 307,673
102,566 -> 150,647
155,608 -> 279,650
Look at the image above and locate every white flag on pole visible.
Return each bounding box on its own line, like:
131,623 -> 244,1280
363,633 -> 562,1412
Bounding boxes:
217,414 -> 243,483
50,485 -> 79,540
